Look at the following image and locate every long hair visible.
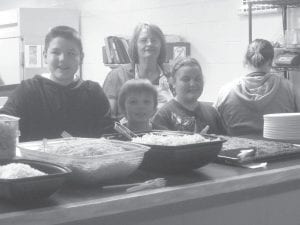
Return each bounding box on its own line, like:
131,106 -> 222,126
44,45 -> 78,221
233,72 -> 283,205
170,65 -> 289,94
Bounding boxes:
128,23 -> 167,67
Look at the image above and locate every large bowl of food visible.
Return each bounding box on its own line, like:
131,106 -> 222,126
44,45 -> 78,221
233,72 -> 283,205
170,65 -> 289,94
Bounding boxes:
105,131 -> 226,173
0,158 -> 71,201
18,138 -> 150,185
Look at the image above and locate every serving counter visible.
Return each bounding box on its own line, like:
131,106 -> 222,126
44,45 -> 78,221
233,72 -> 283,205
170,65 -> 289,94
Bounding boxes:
1,157 -> 300,225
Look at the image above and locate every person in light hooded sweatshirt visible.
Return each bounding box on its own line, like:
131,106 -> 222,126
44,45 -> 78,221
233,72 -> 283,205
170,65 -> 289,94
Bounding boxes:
215,39 -> 300,136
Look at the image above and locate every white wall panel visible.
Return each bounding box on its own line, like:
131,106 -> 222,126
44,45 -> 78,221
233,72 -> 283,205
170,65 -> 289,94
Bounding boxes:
1,0 -> 297,100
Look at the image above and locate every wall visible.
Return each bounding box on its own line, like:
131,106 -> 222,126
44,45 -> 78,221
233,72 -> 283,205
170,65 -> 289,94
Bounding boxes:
80,0 -> 288,102
0,0 -> 296,102
19,8 -> 79,80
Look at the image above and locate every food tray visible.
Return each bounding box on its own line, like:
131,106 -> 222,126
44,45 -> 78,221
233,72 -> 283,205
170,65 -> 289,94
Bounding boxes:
0,158 -> 71,201
18,138 -> 150,185
217,136 -> 300,166
105,131 -> 226,173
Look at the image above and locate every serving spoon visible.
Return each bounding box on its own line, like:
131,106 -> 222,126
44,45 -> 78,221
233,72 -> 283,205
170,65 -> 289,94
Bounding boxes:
113,122 -> 138,140
102,178 -> 166,193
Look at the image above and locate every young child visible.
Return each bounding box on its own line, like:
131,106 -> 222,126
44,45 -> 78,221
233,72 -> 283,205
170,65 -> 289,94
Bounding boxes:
0,26 -> 113,141
152,57 -> 226,134
118,79 -> 158,133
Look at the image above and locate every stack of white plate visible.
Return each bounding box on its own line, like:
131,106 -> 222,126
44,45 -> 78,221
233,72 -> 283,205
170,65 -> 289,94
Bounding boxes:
263,113 -> 300,141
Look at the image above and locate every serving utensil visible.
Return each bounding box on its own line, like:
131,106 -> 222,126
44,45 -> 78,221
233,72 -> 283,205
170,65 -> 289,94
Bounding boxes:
242,162 -> 268,169
61,131 -> 74,139
113,122 -> 138,140
102,178 -> 166,193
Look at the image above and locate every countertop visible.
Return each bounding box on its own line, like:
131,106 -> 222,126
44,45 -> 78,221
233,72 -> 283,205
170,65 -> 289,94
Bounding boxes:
1,156 -> 300,225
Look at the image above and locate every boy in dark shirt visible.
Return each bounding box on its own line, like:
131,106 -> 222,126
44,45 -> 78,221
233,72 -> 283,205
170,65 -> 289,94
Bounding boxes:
0,26 -> 113,142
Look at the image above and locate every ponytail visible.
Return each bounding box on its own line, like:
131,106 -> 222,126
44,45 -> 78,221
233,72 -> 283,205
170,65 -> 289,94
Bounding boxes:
244,39 -> 274,68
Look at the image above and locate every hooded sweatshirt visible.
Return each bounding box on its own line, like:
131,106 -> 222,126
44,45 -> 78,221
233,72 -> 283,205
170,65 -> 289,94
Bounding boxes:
215,72 -> 298,136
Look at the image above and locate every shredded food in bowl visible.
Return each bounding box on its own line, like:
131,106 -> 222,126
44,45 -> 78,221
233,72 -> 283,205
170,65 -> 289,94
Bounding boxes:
0,163 -> 46,179
43,138 -> 128,156
131,133 -> 215,146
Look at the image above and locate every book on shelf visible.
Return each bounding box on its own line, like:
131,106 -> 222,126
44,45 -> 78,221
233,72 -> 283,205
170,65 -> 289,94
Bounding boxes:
102,46 -> 108,64
109,37 -> 121,64
104,36 -> 113,64
103,36 -> 190,65
120,37 -> 129,54
113,37 -> 130,64
103,36 -> 131,65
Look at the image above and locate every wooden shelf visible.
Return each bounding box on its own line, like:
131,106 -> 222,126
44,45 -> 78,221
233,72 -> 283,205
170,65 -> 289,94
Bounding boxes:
249,0 -> 300,6
272,66 -> 300,71
104,64 -> 124,69
275,47 -> 300,51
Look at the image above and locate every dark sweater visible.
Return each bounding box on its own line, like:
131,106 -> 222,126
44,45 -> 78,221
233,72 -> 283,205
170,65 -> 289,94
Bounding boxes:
0,75 -> 114,142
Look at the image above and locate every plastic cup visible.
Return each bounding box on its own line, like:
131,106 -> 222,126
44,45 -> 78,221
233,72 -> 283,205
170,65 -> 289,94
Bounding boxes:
0,114 -> 20,159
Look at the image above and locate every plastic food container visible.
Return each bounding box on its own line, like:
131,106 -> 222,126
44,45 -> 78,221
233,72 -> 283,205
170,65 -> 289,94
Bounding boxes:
0,114 -> 20,159
18,138 -> 150,185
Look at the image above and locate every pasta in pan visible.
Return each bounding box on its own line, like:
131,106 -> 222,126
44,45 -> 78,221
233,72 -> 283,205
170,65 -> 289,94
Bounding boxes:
42,138 -> 127,157
19,138 -> 149,184
132,133 -> 215,146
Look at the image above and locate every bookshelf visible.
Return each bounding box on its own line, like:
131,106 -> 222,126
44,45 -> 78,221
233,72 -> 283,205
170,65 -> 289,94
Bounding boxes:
102,36 -> 130,65
102,36 -> 190,68
104,64 -> 124,69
